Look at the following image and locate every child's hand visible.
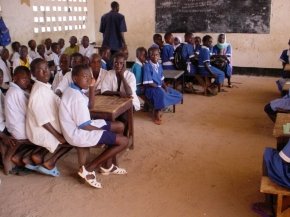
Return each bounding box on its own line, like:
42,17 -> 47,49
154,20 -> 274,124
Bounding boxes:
2,136 -> 16,147
89,77 -> 96,87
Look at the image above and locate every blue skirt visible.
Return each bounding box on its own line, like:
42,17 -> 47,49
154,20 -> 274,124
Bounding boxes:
264,147 -> 290,189
199,66 -> 225,85
145,86 -> 182,110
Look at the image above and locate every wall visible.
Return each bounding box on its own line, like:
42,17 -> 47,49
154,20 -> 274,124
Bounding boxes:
0,0 -> 96,49
94,0 -> 290,68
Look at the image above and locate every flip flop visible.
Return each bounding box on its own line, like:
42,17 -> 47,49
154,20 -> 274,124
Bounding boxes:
37,166 -> 60,177
25,164 -> 39,172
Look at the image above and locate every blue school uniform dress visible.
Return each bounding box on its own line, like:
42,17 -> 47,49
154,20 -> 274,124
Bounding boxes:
161,44 -> 176,70
101,59 -> 107,70
280,49 -> 290,78
198,46 -> 225,85
212,44 -> 233,78
264,139 -> 290,188
131,59 -> 144,95
270,95 -> 290,111
143,61 -> 182,110
181,42 -> 196,74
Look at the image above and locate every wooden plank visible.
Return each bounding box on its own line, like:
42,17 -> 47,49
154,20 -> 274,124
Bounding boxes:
273,113 -> 290,138
260,176 -> 290,196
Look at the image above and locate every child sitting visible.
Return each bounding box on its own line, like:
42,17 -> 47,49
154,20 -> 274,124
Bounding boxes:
173,36 -> 182,50
58,38 -> 65,54
161,32 -> 176,70
0,48 -> 12,90
52,54 -> 70,91
264,94 -> 290,122
276,39 -> 290,92
181,32 -> 196,74
26,58 -> 72,176
50,42 -> 61,71
64,36 -> 79,56
13,45 -> 32,72
44,38 -> 52,56
79,36 -> 94,58
143,47 -> 182,125
131,47 -> 147,96
99,46 -> 111,70
10,41 -> 21,65
59,64 -> 128,188
101,52 -> 140,111
151,33 -> 164,52
28,40 -> 38,60
90,53 -> 107,94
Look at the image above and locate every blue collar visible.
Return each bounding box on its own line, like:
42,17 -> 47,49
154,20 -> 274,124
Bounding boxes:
69,82 -> 83,94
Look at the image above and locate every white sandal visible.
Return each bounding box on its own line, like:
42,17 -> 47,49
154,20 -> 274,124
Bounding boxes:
100,164 -> 127,175
78,166 -> 102,189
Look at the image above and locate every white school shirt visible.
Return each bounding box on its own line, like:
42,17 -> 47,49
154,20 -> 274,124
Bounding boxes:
52,69 -> 71,92
45,47 -> 52,56
51,52 -> 60,69
55,71 -> 73,94
26,80 -> 61,153
11,52 -> 20,63
79,45 -> 94,58
101,70 -> 140,111
0,58 -> 12,83
60,47 -> 65,55
29,50 -> 38,60
4,82 -> 29,139
0,90 -> 5,132
59,84 -> 106,147
95,68 -> 108,91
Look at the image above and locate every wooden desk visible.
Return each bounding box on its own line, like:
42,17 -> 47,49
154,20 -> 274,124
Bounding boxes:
273,113 -> 290,150
163,70 -> 184,113
90,95 -> 134,149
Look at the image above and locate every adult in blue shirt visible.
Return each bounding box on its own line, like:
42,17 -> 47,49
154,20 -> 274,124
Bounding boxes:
99,1 -> 127,56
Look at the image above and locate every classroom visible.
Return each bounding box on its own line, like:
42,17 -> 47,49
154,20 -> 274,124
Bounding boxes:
0,0 -> 290,216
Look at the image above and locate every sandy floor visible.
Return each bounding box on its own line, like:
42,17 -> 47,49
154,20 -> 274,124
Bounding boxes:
0,75 -> 281,217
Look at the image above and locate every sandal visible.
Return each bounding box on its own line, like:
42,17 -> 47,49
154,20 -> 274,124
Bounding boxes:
100,164 -> 127,175
78,165 -> 102,189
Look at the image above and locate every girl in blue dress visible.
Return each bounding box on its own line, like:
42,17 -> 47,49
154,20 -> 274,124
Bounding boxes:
212,33 -> 233,88
161,32 -> 176,70
143,47 -> 182,125
131,47 -> 147,95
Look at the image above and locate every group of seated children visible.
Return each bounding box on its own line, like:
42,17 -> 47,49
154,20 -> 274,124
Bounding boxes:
0,46 -> 140,188
146,32 -> 233,94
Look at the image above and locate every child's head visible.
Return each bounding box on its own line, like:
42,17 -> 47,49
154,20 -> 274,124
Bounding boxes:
99,46 -> 111,61
19,45 -> 28,59
174,37 -> 181,46
70,52 -> 83,68
58,38 -> 65,49
13,66 -> 31,90
90,53 -> 102,73
136,47 -> 147,63
202,35 -> 213,48
69,36 -> 78,47
72,64 -> 92,90
1,48 -> 9,60
184,32 -> 193,44
30,58 -> 51,83
12,41 -> 21,53
0,69 -> 3,85
194,36 -> 201,46
81,36 -> 90,48
44,38 -> 52,49
59,54 -> 70,73
217,34 -> 225,44
37,44 -> 45,55
153,34 -> 163,47
164,32 -> 174,45
28,40 -> 36,50
119,47 -> 129,60
148,47 -> 160,64
51,42 -> 60,55
113,52 -> 126,73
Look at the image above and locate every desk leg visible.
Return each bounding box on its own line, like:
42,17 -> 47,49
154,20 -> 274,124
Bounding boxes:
128,106 -> 134,150
181,73 -> 184,104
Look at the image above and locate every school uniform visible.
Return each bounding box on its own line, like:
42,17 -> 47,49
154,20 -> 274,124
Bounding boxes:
79,45 -> 94,58
94,68 -> 107,91
269,95 -> 290,111
11,52 -> 20,64
60,47 -> 65,55
161,44 -> 176,70
52,69 -> 71,92
59,83 -> 113,147
212,44 -> 233,78
280,49 -> 290,78
45,47 -> 52,56
181,42 -> 196,74
143,61 -> 182,110
55,71 -> 73,94
264,139 -> 290,188
51,52 -> 60,70
0,89 -> 5,132
12,57 -> 32,72
4,82 -> 29,139
26,80 -> 61,153
29,50 -> 38,60
101,59 -> 108,70
0,57 -> 12,83
198,46 -> 225,85
101,69 -> 140,111
131,58 -> 144,96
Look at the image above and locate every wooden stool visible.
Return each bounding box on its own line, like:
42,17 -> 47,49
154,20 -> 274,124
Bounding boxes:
260,176 -> 290,217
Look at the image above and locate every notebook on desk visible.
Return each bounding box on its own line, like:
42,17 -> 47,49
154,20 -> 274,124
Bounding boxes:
283,123 -> 290,134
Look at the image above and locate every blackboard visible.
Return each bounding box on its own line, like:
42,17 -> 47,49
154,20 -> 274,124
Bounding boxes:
156,0 -> 271,33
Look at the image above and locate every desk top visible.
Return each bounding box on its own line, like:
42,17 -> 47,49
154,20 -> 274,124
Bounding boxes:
163,70 -> 184,79
273,113 -> 290,138
282,81 -> 290,91
90,95 -> 132,115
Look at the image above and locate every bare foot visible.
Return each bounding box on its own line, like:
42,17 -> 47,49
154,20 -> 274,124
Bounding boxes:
11,154 -> 25,167
31,153 -> 44,165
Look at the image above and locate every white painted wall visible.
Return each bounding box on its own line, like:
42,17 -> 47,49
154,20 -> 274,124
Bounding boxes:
0,0 -> 96,49
94,0 -> 290,68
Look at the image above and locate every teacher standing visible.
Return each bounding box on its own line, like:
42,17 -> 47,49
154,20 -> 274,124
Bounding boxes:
99,1 -> 127,56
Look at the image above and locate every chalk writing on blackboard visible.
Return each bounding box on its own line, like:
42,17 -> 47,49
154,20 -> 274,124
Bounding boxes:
156,0 -> 271,33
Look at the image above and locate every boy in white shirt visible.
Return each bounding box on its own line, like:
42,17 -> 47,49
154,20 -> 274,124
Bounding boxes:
26,58 -> 72,176
79,36 -> 94,58
52,54 -> 70,91
0,48 -> 12,89
28,40 -> 38,60
59,64 -> 128,188
90,53 -> 107,94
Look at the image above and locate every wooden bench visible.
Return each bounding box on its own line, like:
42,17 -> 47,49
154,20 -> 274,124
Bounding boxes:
260,176 -> 290,217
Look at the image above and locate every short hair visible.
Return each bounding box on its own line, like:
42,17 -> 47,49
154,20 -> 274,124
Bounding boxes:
28,40 -> 35,47
90,53 -> 101,62
99,46 -> 110,56
30,58 -> 45,73
113,52 -> 125,61
71,52 -> 83,60
202,35 -> 212,44
184,32 -> 193,38
20,45 -> 28,51
148,47 -> 159,56
11,41 -> 20,51
153,34 -> 162,41
14,66 -> 30,77
164,32 -> 172,40
136,47 -> 147,58
51,42 -> 59,50
111,1 -> 119,9
72,64 -> 90,77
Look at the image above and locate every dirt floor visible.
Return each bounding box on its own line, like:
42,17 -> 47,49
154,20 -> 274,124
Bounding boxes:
0,75 -> 281,217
